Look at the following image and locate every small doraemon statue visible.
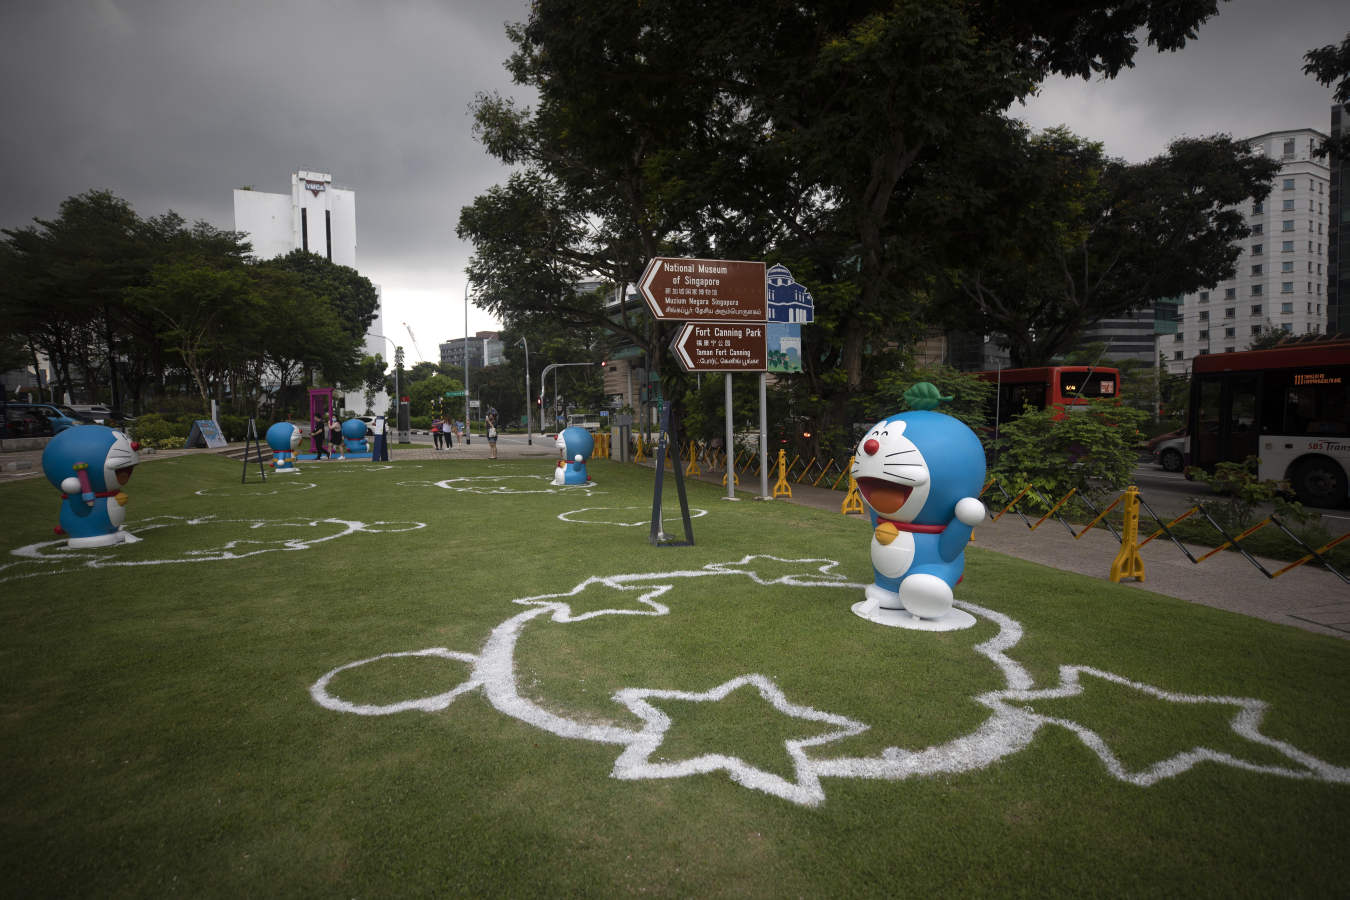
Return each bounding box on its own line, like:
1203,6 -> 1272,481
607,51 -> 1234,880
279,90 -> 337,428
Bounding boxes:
552,426 -> 594,485
266,422 -> 301,473
851,383 -> 986,629
341,418 -> 368,455
41,425 -> 141,548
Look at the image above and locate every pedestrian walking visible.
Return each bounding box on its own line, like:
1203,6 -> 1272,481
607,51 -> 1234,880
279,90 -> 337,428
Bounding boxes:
432,416 -> 443,450
442,418 -> 454,448
312,414 -> 330,459
327,411 -> 344,460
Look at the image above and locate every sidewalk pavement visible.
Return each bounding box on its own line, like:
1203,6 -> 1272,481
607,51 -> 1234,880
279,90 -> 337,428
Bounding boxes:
5,439 -> 1347,639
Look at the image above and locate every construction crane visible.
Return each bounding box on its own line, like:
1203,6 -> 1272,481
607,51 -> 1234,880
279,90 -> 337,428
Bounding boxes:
402,322 -> 425,363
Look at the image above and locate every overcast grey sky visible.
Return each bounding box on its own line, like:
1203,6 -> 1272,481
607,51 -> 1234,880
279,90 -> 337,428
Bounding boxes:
1,1 -> 1345,360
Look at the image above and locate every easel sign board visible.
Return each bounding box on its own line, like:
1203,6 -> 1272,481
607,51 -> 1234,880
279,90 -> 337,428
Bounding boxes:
185,419 -> 228,449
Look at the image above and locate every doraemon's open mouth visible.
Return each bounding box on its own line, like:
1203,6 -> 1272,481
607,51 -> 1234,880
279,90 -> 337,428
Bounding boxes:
115,466 -> 135,486
857,477 -> 911,515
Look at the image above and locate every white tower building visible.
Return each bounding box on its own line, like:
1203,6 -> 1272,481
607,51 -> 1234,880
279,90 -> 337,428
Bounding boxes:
233,172 -> 386,412
1167,130 -> 1331,374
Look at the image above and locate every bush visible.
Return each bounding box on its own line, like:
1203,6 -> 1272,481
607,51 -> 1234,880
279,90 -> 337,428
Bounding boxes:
990,400 -> 1147,513
1186,457 -> 1312,533
870,364 -> 995,437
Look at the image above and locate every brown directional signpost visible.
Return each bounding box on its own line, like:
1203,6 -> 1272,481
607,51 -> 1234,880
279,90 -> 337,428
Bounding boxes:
670,322 -> 767,372
639,257 -> 767,323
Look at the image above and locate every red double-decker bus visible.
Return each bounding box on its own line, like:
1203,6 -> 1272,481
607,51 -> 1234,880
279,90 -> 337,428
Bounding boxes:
1186,340 -> 1349,508
975,365 -> 1122,426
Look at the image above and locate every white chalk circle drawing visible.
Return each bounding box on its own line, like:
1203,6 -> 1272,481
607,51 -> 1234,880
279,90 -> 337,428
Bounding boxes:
557,506 -> 709,527
195,481 -> 318,496
403,474 -> 606,497
310,555 -> 1350,807
0,514 -> 426,583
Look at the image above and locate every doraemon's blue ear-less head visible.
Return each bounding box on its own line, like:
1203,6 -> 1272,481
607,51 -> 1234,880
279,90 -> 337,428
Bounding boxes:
266,422 -> 300,452
41,425 -> 139,493
852,410 -> 984,525
560,426 -> 594,461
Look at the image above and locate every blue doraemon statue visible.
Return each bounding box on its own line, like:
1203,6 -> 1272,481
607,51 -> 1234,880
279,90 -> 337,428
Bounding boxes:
41,425 -> 141,548
266,422 -> 301,473
851,383 -> 986,626
552,426 -> 594,485
341,418 -> 368,455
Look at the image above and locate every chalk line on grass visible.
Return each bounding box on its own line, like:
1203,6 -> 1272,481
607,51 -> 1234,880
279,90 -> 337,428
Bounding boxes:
311,557 -> 1350,806
195,481 -> 317,496
399,474 -> 606,497
0,515 -> 426,582
557,506 -> 708,527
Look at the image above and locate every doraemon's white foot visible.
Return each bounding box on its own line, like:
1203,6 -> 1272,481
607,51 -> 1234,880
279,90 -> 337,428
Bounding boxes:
898,573 -> 953,620
865,582 -> 902,610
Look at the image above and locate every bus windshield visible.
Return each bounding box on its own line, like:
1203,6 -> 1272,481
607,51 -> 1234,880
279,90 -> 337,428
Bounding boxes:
1059,371 -> 1118,399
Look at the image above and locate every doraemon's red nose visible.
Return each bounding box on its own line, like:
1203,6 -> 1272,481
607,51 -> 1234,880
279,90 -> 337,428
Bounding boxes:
863,438 -> 879,456
131,442 -> 141,451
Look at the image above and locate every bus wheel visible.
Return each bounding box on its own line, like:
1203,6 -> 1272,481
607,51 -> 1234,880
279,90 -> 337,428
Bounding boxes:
1291,456 -> 1348,509
1159,447 -> 1184,472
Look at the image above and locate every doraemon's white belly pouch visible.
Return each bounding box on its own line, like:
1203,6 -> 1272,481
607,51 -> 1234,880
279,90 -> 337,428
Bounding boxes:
870,526 -> 914,579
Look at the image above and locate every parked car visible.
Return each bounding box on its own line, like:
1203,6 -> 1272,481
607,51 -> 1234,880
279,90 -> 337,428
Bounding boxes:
354,414 -> 385,436
0,402 -> 86,437
1153,436 -> 1186,472
1145,426 -> 1186,453
67,404 -> 118,424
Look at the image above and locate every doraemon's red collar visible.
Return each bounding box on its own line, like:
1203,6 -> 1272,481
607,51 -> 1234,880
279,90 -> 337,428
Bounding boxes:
62,489 -> 120,499
877,517 -> 945,533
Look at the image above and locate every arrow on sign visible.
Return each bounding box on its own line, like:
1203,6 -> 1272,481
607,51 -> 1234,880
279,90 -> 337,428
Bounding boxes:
671,322 -> 768,372
639,257 -> 767,322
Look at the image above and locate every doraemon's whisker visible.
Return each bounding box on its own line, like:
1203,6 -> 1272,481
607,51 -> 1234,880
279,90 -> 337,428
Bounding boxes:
884,450 -> 916,457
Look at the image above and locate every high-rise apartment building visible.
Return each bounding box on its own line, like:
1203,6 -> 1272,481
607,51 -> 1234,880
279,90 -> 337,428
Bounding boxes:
1329,105 -> 1348,336
232,172 -> 386,411
1166,129 -> 1331,375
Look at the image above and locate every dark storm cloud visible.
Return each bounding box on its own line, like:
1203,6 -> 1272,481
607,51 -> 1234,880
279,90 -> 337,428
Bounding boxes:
1020,0 -> 1347,161
0,0 -> 531,272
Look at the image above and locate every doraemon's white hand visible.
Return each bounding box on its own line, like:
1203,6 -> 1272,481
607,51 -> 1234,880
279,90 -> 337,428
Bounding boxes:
955,497 -> 985,526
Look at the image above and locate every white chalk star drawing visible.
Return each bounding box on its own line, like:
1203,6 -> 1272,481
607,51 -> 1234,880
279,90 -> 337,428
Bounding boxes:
557,506 -> 709,527
983,666 -> 1350,786
612,675 -> 868,806
0,515 -> 426,584
310,556 -> 1350,807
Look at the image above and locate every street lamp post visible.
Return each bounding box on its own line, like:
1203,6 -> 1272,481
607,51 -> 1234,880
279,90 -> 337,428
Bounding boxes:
518,336 -> 531,444
463,282 -> 471,444
538,361 -> 600,434
366,332 -> 405,442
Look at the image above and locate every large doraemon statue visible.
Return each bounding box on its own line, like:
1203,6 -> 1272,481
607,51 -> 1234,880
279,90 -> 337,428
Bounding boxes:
552,426 -> 594,486
41,425 -> 141,548
266,422 -> 301,473
850,383 -> 986,629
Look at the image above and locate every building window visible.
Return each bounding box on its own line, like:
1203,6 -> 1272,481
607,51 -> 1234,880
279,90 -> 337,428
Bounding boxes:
1251,284 -> 1263,296
1283,198 -> 1295,211
1224,307 -> 1235,318
1251,303 -> 1262,315
300,208 -> 309,252
1199,310 -> 1209,321
1282,261 -> 1294,273
1174,350 -> 1184,360
1281,301 -> 1294,313
1251,265 -> 1263,276
1225,347 -> 1235,353
1173,332 -> 1183,342
1251,223 -> 1263,235
1282,241 -> 1294,252
1199,329 -> 1209,340
1250,325 -> 1262,335
1282,140 -> 1295,157
1252,243 -> 1264,255
1252,201 -> 1264,214
1224,327 -> 1235,338
1282,220 -> 1294,231
1283,177 -> 1295,189
1281,282 -> 1294,293
1225,287 -> 1237,299
1281,323 -> 1293,333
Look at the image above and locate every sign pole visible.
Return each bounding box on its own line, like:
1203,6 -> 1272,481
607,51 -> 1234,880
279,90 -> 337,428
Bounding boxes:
724,374 -> 736,500
759,372 -> 769,499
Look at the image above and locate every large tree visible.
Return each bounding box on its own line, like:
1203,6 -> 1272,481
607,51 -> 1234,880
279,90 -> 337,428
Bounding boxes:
1304,32 -> 1350,159
460,0 -> 1230,444
933,127 -> 1279,365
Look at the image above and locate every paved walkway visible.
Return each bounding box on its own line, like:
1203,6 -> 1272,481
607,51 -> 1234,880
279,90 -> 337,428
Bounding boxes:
5,438 -> 1347,639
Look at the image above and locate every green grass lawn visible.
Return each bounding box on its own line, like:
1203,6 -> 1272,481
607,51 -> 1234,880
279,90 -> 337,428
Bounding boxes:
2,454 -> 1347,897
